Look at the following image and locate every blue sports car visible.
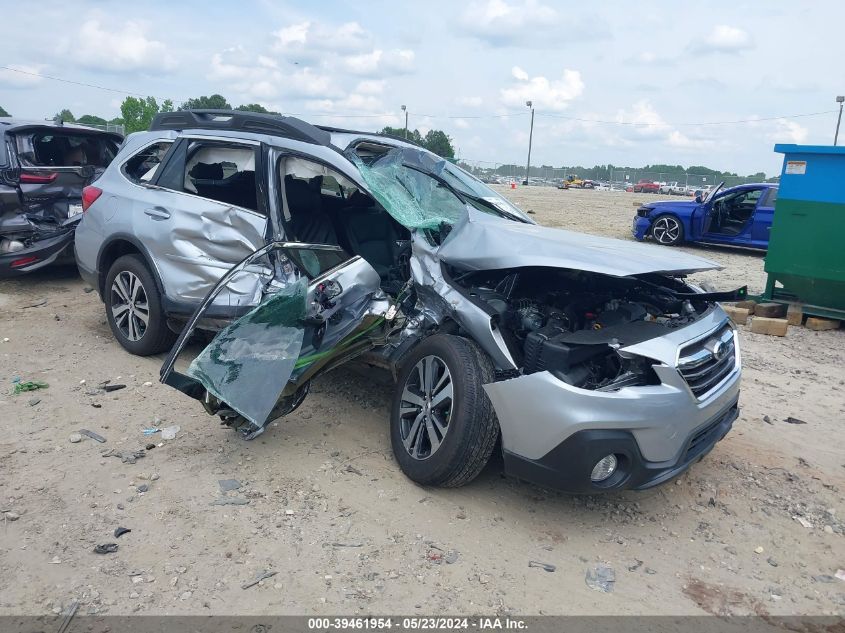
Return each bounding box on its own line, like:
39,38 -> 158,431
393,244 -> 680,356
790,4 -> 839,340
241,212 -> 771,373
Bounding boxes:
632,182 -> 778,250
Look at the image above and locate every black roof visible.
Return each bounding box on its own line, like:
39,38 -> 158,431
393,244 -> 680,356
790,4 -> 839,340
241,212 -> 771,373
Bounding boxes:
149,110 -> 332,146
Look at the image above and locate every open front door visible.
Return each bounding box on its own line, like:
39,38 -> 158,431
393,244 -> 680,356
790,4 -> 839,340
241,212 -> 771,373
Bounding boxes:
160,241 -> 391,439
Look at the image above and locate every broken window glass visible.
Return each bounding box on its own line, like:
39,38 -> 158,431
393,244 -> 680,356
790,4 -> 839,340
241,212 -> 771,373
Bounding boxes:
186,277 -> 308,426
347,149 -> 466,230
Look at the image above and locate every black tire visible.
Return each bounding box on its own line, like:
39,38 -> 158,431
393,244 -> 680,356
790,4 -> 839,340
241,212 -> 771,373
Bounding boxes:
390,334 -> 499,487
104,254 -> 176,356
650,214 -> 685,246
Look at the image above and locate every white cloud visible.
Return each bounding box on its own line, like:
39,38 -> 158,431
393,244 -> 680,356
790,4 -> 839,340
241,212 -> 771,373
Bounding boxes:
0,64 -> 45,88
690,24 -> 754,54
208,48 -> 339,101
769,119 -> 808,144
454,118 -> 470,129
460,0 -> 559,46
500,67 -> 584,111
272,21 -> 372,58
339,49 -> 415,76
57,19 -> 173,72
356,79 -> 386,95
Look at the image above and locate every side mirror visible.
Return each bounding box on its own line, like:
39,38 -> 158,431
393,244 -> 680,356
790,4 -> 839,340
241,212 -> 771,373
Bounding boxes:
695,194 -> 703,203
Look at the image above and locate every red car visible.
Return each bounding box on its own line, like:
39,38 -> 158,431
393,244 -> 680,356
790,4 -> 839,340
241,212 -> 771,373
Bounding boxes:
633,180 -> 660,193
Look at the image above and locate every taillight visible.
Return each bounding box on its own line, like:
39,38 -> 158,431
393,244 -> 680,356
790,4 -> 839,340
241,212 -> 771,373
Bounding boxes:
20,172 -> 58,184
11,256 -> 39,268
82,186 -> 103,212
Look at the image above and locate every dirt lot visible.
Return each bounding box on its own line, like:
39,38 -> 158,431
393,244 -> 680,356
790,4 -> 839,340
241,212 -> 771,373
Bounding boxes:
1,188 -> 843,617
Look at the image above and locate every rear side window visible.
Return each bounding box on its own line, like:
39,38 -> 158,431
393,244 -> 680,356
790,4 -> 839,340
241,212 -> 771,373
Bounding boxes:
15,130 -> 119,168
162,142 -> 259,213
122,141 -> 173,183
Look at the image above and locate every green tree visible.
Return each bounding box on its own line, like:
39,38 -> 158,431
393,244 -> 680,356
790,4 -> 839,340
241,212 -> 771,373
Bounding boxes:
0,105 -> 9,117
160,99 -> 175,113
76,114 -> 108,126
379,126 -> 423,144
422,130 -> 455,158
120,96 -> 160,133
235,103 -> 279,114
55,109 -> 75,123
179,94 -> 231,110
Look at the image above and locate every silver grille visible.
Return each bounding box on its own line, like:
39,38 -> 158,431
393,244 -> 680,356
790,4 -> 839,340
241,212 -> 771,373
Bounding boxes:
678,325 -> 736,398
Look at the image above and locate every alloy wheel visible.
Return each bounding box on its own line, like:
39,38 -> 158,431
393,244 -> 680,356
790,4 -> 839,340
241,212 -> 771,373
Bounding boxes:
398,355 -> 454,460
110,270 -> 150,342
652,216 -> 681,244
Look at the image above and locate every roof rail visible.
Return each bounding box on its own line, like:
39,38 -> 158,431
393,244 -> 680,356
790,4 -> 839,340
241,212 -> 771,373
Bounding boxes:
149,110 -> 331,146
316,125 -> 423,148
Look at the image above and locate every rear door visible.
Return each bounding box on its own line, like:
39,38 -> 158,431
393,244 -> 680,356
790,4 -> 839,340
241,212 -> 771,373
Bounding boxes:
160,242 -> 389,438
136,136 -> 269,316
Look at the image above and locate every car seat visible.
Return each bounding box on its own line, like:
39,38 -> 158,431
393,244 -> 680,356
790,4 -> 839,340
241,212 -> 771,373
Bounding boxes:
285,176 -> 338,245
343,192 -> 399,278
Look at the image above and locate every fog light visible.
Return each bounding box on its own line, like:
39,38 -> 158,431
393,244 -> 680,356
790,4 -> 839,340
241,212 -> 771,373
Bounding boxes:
590,454 -> 618,482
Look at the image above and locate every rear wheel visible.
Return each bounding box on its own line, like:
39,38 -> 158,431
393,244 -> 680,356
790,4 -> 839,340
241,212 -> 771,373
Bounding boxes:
390,334 -> 499,487
651,214 -> 684,245
105,254 -> 176,355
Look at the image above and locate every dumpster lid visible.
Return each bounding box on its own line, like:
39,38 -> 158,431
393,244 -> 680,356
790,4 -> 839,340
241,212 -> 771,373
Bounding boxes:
774,144 -> 845,156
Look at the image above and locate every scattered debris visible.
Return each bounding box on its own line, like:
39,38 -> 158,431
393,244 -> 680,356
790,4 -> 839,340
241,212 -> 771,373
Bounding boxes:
79,429 -> 106,443
444,550 -> 459,565
21,298 -> 48,309
13,380 -> 48,395
785,417 -> 807,425
241,570 -> 277,590
142,428 -> 160,436
345,464 -> 363,476
585,564 -> 616,592
103,448 -> 146,464
767,557 -> 778,567
28,397 -> 40,407
102,384 -> 126,393
145,443 -> 156,450
210,497 -> 250,506
835,570 -> 845,582
794,516 -> 813,528
69,433 -> 82,444
812,575 -> 837,584
56,599 -> 79,633
114,527 -> 131,538
754,546 -> 765,554
93,543 -> 119,554
4,511 -> 20,521
218,479 -> 241,492
528,560 -> 556,572
763,415 -> 772,425
91,402 -> 102,408
136,484 -> 149,493
160,425 -> 180,440
83,287 -> 94,293
330,542 -> 363,548
627,560 -> 644,572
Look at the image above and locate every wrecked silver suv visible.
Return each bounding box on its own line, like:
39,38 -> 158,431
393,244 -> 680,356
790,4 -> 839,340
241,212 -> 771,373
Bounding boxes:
77,110 -> 744,493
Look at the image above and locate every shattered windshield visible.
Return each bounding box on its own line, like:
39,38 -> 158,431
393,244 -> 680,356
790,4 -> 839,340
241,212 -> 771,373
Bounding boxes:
348,149 -> 466,230
437,162 -> 532,223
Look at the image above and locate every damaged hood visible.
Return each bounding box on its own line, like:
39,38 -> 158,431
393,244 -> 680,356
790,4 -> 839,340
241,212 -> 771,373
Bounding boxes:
438,210 -> 721,277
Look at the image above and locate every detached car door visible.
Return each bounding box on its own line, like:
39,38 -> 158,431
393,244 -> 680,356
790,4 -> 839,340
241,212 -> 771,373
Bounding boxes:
136,136 -> 269,316
160,242 -> 389,439
751,187 -> 776,247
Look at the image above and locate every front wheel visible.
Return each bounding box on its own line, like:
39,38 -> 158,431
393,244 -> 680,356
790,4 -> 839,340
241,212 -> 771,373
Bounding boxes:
390,335 -> 499,487
651,214 -> 684,245
105,254 -> 176,355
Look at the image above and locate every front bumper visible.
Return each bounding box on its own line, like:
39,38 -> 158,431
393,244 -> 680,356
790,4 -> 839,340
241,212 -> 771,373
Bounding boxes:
502,397 -> 738,493
632,215 -> 651,240
0,230 -> 76,278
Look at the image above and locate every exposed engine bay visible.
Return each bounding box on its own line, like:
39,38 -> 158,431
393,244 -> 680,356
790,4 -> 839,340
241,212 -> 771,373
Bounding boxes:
448,266 -> 728,391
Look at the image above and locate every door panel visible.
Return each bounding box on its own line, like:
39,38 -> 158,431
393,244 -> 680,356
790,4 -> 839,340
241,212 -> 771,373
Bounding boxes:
130,185 -> 268,308
751,188 -> 776,245
160,242 -> 389,435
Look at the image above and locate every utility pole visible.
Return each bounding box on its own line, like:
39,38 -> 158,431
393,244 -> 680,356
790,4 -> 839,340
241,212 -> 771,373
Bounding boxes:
401,105 -> 408,140
524,100 -> 534,185
835,96 -> 844,146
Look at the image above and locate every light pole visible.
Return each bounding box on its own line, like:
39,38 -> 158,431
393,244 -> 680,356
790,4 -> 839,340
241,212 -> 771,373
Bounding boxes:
401,105 -> 408,139
524,100 -> 534,185
835,96 -> 844,146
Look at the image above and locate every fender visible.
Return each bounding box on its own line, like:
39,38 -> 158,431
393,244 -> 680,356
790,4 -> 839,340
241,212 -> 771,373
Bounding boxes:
95,232 -> 167,300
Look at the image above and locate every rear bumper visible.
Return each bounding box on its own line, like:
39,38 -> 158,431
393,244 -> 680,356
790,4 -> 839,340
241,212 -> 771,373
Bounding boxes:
502,397 -> 738,493
0,230 -> 75,278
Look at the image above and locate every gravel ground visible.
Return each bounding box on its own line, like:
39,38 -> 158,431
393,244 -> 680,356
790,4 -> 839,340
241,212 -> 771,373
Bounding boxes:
0,187 -> 843,617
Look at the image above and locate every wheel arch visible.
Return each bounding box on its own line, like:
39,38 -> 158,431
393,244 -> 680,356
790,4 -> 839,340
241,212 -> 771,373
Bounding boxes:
96,234 -> 166,300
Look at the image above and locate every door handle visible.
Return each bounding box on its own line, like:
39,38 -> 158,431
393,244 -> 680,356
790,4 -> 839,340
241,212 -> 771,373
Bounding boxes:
144,207 -> 171,220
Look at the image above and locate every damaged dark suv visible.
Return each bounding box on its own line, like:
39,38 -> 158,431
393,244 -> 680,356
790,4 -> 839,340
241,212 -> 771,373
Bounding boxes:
0,118 -> 121,277
76,110 -> 745,493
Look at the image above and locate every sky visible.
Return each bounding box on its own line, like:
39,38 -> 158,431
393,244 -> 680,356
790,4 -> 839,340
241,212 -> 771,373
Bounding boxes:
0,0 -> 842,176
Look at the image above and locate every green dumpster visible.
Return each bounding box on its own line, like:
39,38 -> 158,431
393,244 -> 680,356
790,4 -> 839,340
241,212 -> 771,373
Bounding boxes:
761,144 -> 845,320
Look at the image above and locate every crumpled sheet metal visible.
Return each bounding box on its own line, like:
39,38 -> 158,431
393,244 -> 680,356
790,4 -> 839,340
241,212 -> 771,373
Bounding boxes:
348,150 -> 465,230
437,208 -> 721,277
187,277 -> 307,426
160,203 -> 269,306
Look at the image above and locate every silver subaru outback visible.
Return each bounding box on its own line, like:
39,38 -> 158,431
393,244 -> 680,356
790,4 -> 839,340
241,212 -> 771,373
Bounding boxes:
75,110 -> 743,493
